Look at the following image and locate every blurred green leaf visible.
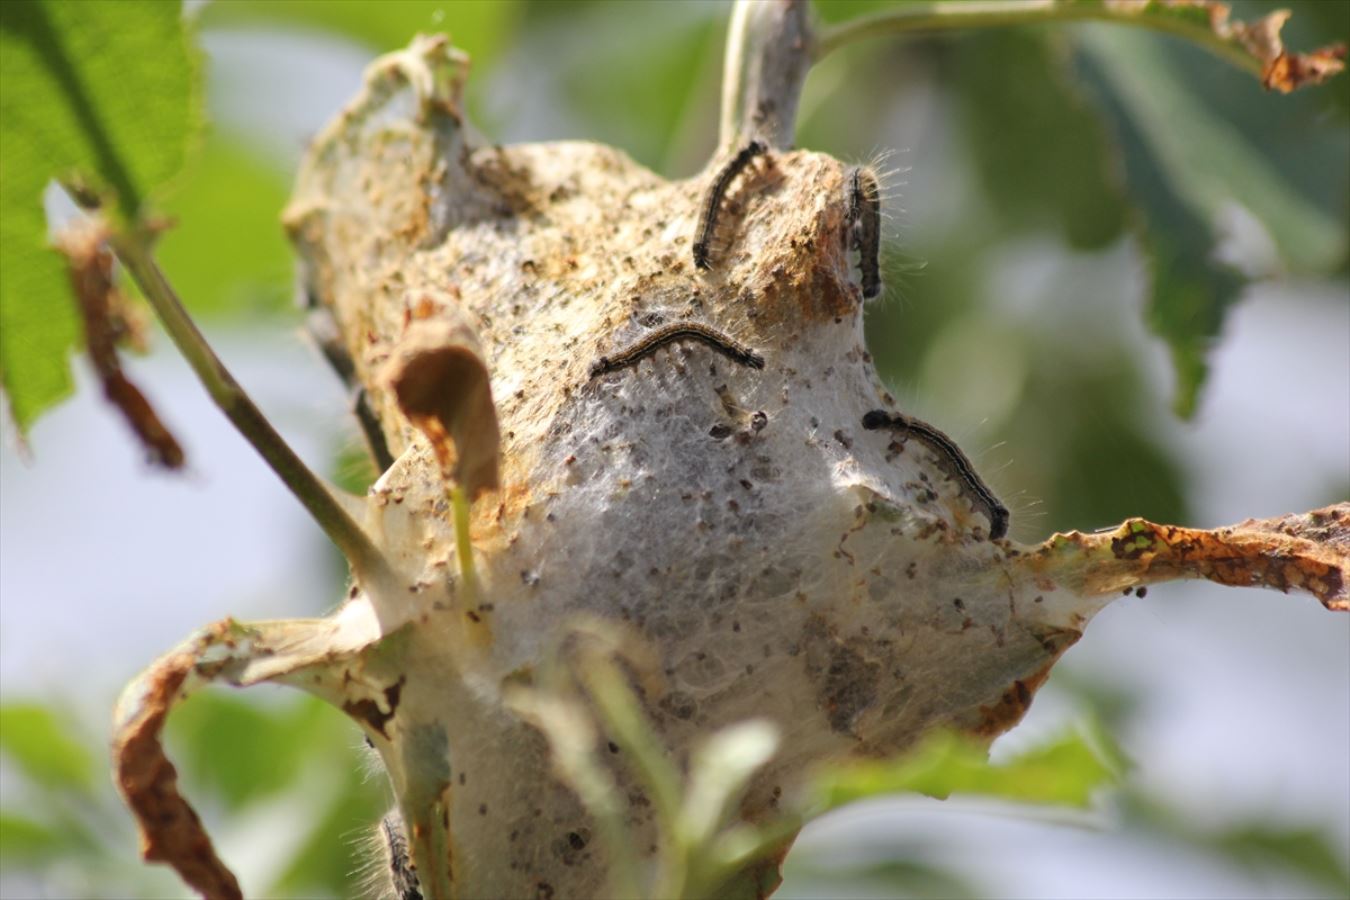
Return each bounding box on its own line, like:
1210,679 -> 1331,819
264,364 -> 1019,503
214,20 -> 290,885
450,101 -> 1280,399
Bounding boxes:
560,9 -> 722,171
0,0 -> 199,431
198,0 -> 522,63
811,0 -> 896,25
1125,795 -> 1350,897
952,30 -> 1126,250
166,692 -> 339,812
332,438 -> 380,496
1085,29 -> 1344,274
1047,666 -> 1145,739
785,855 -> 981,900
156,132 -> 294,318
0,813 -> 70,865
0,704 -> 94,792
1075,38 -> 1248,418
1209,824 -> 1350,896
269,767 -> 388,898
1076,27 -> 1349,416
813,729 -> 1118,810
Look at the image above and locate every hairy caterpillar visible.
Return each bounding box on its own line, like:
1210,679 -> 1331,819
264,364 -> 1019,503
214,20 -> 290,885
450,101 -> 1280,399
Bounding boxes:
590,322 -> 765,377
692,139 -> 768,270
848,166 -> 882,299
862,409 -> 1009,540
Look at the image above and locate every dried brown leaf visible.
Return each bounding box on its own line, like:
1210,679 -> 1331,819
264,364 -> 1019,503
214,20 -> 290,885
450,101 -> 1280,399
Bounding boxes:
1029,503 -> 1350,611
1104,0 -> 1347,92
111,620 -> 242,900
382,304 -> 500,499
56,219 -> 183,468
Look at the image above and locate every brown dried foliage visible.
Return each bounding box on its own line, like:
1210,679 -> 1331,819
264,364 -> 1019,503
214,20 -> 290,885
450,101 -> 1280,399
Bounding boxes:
111,621 -> 241,900
382,309 -> 501,499
1106,0 -> 1348,92
57,221 -> 183,469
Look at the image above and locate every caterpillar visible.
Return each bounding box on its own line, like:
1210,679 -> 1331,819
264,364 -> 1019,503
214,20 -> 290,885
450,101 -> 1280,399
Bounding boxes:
693,139 -> 768,270
590,322 -> 765,378
861,409 -> 1009,540
381,811 -> 422,900
849,166 -> 882,299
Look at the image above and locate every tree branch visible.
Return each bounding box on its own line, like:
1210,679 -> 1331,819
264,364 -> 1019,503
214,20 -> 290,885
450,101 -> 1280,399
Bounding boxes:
813,0 -> 1345,94
718,0 -> 813,151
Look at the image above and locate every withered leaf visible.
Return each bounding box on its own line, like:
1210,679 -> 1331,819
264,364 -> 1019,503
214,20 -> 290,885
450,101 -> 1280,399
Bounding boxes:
56,219 -> 184,469
382,305 -> 500,499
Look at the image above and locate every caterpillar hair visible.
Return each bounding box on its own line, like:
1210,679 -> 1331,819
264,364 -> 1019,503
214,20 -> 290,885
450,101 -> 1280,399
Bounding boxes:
849,167 -> 882,300
861,409 -> 1009,540
693,139 -> 768,270
590,321 -> 765,378
380,810 -> 423,900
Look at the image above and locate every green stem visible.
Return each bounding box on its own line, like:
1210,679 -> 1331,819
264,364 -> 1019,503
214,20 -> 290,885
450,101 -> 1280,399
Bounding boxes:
109,229 -> 389,582
578,654 -> 687,897
450,484 -> 477,603
813,0 -> 1260,76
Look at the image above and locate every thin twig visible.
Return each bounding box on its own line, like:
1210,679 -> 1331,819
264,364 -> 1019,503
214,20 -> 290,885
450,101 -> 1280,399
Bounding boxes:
716,0 -> 813,151
814,0 -> 1257,73
108,230 -> 389,581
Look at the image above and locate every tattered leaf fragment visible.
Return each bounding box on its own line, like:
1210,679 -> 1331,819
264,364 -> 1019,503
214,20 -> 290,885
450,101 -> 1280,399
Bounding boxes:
0,0 -> 200,431
812,729 -> 1117,810
113,627 -> 243,900
1031,503 -> 1350,610
113,612 -> 380,899
383,313 -> 501,499
56,219 -> 184,468
1100,0 -> 1346,92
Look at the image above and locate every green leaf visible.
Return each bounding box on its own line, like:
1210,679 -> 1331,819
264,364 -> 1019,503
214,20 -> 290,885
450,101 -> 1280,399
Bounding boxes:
813,729 -> 1117,811
1084,29 -> 1344,274
0,704 -> 94,792
785,856 -> 981,900
1077,27 -> 1348,416
1124,795 -> 1350,897
0,813 -> 68,865
0,172 -> 78,432
0,0 -> 199,218
166,692 -> 338,812
1211,824 -> 1350,896
0,0 -> 200,430
332,438 -> 381,496
198,0 -> 521,61
268,763 -> 388,898
559,8 -> 722,172
1076,33 -> 1249,418
952,30 -> 1126,250
156,133 -> 293,318
811,0 -> 895,25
